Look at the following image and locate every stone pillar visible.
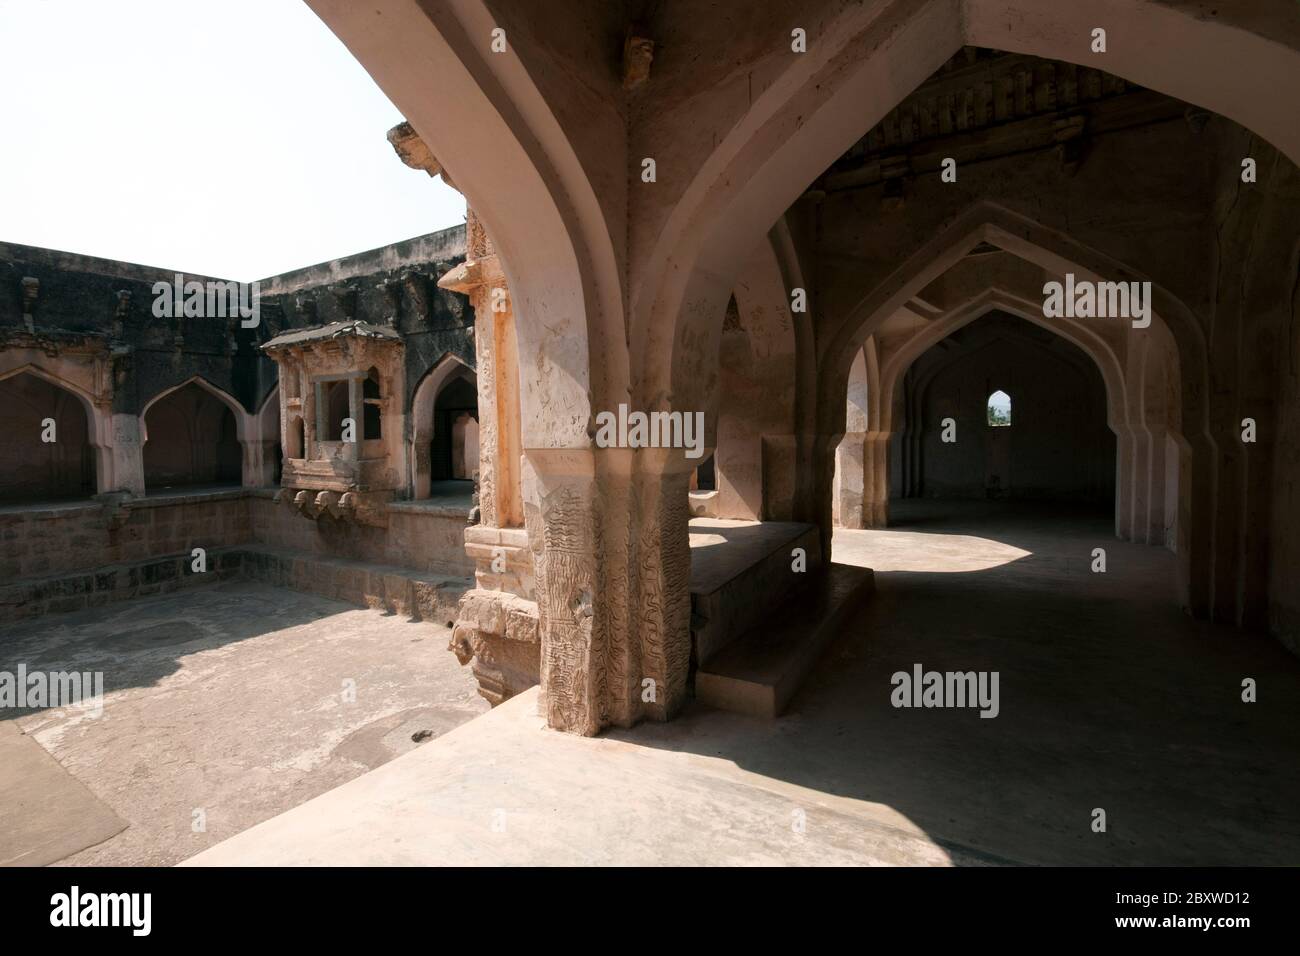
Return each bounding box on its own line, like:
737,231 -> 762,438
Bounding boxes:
346,377 -> 361,461
523,447 -> 692,734
305,374 -> 319,460
438,209 -> 524,528
1128,425 -> 1150,541
441,208 -> 537,708
389,126 -> 525,522
1114,426 -> 1136,540
863,432 -> 891,527
1239,408 -> 1274,631
1144,425 -> 1169,546
249,440 -> 278,487
834,431 -> 867,528
109,412 -> 145,496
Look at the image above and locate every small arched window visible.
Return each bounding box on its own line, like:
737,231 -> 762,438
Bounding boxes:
987,390 -> 1011,427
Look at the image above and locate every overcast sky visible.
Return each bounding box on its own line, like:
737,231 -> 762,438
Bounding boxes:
0,0 -> 466,281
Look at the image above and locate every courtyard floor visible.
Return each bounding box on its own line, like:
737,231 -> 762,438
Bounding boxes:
186,502 -> 1300,866
0,581 -> 487,866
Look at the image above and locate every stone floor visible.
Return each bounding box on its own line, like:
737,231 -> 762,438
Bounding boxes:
0,581 -> 487,866
187,501 -> 1300,866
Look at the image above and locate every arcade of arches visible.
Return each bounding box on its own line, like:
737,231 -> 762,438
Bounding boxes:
5,2 -> 1300,752
299,0 -> 1300,740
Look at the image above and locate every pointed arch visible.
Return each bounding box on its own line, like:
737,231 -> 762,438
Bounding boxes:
0,361 -> 117,495
307,0 -> 625,446
140,376 -> 251,489
410,353 -> 476,499
140,376 -> 250,445
0,364 -> 102,503
634,0 -> 1299,426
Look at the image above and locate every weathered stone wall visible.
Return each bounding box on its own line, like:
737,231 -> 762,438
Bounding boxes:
249,497 -> 474,577
0,226 -> 470,424
0,489 -> 474,620
0,492 -> 250,582
255,228 -> 474,420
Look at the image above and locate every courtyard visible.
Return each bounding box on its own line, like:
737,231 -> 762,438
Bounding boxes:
0,581 -> 485,866
0,0 -> 1297,889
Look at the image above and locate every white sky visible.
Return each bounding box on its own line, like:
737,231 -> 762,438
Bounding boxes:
0,0 -> 466,281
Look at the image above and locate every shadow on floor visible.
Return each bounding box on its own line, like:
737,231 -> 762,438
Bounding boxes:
628,500 -> 1300,865
0,580 -> 357,721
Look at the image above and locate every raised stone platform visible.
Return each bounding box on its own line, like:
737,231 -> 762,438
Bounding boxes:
688,519 -> 821,667
695,562 -> 875,717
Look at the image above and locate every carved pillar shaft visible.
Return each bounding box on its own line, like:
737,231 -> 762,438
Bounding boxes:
523,447 -> 692,735
471,283 -> 501,528
493,303 -> 524,527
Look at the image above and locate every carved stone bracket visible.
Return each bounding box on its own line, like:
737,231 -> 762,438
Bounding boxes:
275,487 -> 391,527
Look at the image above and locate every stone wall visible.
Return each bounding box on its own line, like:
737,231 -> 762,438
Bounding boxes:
249,496 -> 474,577
0,491 -> 250,582
0,226 -> 469,424
0,490 -> 473,620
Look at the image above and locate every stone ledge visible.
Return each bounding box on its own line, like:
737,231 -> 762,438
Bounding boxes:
388,498 -> 470,520
455,589 -> 539,643
133,487 -> 249,508
464,525 -> 529,547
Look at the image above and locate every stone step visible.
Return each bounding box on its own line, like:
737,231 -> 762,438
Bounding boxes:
694,563 -> 875,718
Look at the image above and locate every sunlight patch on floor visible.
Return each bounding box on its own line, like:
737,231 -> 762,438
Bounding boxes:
832,528 -> 1032,573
